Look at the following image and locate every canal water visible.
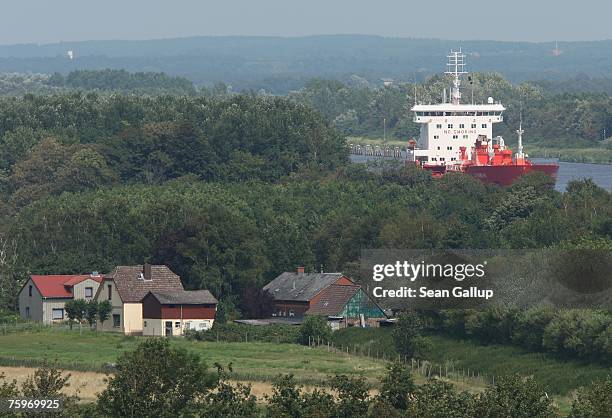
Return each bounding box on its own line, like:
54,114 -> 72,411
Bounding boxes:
350,155 -> 612,192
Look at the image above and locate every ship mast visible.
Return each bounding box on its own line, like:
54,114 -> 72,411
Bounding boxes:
445,49 -> 467,105
516,118 -> 525,161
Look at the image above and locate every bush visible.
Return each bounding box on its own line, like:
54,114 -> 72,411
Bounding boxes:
299,315 -> 332,346
475,374 -> 557,417
378,361 -> 415,410
569,375 -> 612,418
392,312 -> 429,359
405,380 -> 477,418
97,339 -> 217,417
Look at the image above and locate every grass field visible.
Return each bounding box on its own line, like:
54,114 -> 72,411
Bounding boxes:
332,328 -> 611,395
0,328 -> 387,385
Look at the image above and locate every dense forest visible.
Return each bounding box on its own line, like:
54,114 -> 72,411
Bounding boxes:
0,70 -> 197,96
5,36 -> 612,92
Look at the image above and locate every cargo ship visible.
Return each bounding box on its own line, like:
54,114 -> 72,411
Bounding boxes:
408,50 -> 558,186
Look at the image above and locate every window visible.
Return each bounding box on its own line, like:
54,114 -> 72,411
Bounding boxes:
436,124 -> 442,129
433,135 -> 439,139
25,307 -> 30,318
144,321 -> 147,327
431,157 -> 437,161
52,308 -> 64,320
463,135 -> 469,139
459,124 -> 465,128
113,314 -> 121,328
175,321 -> 181,328
482,124 -> 487,128
28,285 -> 32,297
107,284 -> 112,300
440,157 -> 445,161
437,146 -> 440,150
471,124 -> 477,128
289,310 -> 295,317
85,287 -> 93,298
447,146 -> 453,150
447,124 -> 453,128
451,157 -> 456,161
453,135 -> 458,139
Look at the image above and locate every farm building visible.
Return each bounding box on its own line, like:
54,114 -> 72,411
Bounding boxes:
263,267 -> 386,328
263,267 -> 354,318
94,263 -> 211,335
142,290 -> 218,336
305,284 -> 386,329
18,273 -> 103,324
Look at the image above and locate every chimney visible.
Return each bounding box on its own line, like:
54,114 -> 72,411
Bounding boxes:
297,266 -> 305,274
144,263 -> 152,281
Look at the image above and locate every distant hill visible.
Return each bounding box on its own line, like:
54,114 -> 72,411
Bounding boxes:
1,36 -> 612,93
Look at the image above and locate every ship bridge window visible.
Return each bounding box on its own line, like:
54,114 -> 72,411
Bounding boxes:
471,124 -> 477,128
482,124 -> 488,128
452,135 -> 458,139
447,124 -> 453,128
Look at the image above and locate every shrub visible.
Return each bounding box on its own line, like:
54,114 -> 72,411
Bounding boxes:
569,375 -> 612,418
405,380 -> 477,418
378,361 -> 415,410
476,374 -> 557,418
299,315 -> 332,346
97,339 -> 217,417
392,312 -> 429,359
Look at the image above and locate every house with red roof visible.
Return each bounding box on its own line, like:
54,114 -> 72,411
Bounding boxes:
18,273 -> 104,324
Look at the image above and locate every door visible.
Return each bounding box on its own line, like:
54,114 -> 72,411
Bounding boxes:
165,321 -> 173,336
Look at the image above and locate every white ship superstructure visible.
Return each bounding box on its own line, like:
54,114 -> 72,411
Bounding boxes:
411,50 -> 505,164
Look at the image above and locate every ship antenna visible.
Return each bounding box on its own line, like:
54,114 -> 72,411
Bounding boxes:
413,72 -> 418,105
445,48 -> 467,105
516,109 -> 525,160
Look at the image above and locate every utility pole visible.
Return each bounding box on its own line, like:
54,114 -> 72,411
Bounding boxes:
383,117 -> 386,142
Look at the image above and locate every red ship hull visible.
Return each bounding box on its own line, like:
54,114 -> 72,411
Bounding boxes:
461,164 -> 558,186
420,136 -> 559,186
423,163 -> 559,186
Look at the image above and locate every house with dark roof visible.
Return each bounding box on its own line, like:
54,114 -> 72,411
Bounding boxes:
18,273 -> 104,324
95,264 -> 217,335
142,290 -> 218,336
94,264 -> 184,335
263,267 -> 386,328
263,267 -> 354,319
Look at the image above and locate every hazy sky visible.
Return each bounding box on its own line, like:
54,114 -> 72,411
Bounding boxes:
1,0 -> 609,44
